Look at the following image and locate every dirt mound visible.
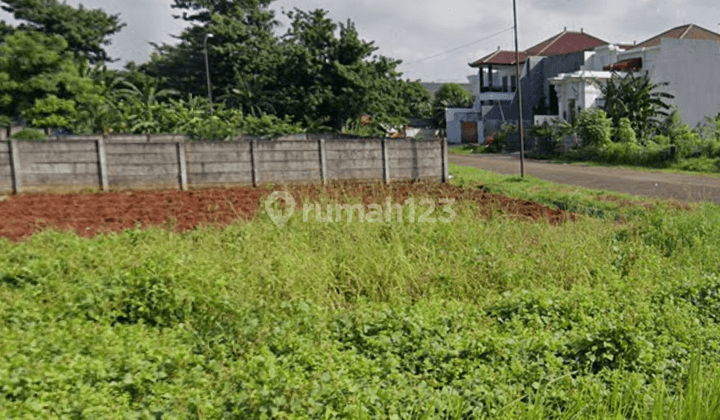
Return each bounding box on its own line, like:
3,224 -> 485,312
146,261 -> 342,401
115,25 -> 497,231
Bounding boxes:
0,182 -> 573,241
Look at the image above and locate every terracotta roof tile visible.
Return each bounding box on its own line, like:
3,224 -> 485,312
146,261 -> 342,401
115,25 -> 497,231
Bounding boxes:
630,24 -> 720,49
469,29 -> 607,68
524,30 -> 608,56
469,50 -> 527,67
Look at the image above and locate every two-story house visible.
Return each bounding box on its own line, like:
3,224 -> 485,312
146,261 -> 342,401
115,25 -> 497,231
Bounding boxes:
446,28 -> 608,143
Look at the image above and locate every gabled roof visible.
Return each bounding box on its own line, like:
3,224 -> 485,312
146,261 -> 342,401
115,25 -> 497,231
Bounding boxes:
469,29 -> 607,67
524,30 -> 608,56
630,24 -> 720,49
469,49 -> 527,67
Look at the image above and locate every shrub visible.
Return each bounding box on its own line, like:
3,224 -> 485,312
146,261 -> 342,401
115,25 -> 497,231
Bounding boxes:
577,109 -> 612,147
616,117 -> 637,144
487,124 -> 517,153
9,128 -> 48,141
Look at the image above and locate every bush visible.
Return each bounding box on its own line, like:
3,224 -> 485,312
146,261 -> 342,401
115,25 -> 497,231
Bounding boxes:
577,109 -> 612,147
616,117 -> 637,144
487,124 -> 517,153
9,128 -> 48,141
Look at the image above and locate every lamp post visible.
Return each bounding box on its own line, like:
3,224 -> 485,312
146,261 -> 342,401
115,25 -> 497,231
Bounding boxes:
512,0 -> 525,177
204,33 -> 214,115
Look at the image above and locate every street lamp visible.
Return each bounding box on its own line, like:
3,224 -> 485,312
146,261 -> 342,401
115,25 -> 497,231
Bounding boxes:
512,0 -> 525,177
204,33 -> 214,115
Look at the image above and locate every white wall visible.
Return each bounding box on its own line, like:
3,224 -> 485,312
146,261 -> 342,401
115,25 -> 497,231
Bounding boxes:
445,108 -> 482,143
649,39 -> 720,127
582,45 -> 626,71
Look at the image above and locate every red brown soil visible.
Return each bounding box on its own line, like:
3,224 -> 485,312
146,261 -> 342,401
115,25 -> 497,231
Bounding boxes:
0,181 -> 574,242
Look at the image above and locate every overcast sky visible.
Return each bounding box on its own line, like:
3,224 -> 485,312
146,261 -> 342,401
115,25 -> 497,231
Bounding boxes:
2,0 -> 719,83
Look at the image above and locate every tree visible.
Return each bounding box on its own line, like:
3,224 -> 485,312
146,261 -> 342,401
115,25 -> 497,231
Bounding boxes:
274,8 -> 411,131
144,0 -> 281,114
0,31 -> 79,122
599,71 -> 674,140
400,81 -> 432,119
1,0 -> 125,63
431,83 -> 474,128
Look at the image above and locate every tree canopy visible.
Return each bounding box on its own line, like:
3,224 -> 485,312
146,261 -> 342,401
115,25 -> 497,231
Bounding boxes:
432,83 -> 475,128
1,0 -> 125,63
1,0 -> 432,137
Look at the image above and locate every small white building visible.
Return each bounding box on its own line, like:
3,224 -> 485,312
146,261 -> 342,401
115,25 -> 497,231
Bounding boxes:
549,70 -> 616,121
445,108 -> 482,143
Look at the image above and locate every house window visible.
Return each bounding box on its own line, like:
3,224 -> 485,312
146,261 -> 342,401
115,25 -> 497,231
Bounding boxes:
511,75 -> 516,92
502,76 -> 508,92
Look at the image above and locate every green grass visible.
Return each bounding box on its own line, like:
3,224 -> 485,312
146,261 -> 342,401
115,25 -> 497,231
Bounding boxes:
532,155 -> 720,178
449,144 -> 487,155
2,167 -> 720,418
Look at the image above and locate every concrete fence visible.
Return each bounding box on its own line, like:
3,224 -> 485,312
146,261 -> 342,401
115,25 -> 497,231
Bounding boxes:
0,139 -> 449,194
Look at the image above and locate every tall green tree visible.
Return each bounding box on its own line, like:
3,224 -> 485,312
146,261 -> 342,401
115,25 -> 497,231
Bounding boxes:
599,71 -> 674,140
143,0 -> 281,114
0,0 -> 125,63
0,31 -> 78,122
431,83 -> 475,128
275,9 -> 403,131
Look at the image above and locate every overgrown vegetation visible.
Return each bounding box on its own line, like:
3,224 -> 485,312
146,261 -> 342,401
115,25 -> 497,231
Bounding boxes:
2,165 -> 720,417
462,72 -> 720,174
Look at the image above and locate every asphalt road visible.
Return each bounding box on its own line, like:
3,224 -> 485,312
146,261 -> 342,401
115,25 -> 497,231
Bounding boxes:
449,154 -> 720,204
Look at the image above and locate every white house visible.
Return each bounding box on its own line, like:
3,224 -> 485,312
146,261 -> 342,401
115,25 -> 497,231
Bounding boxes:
551,24 -> 720,127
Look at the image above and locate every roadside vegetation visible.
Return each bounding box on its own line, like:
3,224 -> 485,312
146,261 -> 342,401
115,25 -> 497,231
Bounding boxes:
2,164 -> 720,418
459,72 -> 720,175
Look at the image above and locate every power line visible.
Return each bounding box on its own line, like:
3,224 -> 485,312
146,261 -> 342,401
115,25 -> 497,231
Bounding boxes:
401,26 -> 515,66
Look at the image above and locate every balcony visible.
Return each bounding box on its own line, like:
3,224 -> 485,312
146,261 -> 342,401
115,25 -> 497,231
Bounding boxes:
478,84 -> 516,102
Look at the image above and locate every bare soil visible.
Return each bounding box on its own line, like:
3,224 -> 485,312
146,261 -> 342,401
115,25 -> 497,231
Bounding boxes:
450,154 -> 720,204
0,181 -> 573,242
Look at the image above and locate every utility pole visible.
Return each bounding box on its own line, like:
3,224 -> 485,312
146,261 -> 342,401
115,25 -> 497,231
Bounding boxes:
512,0 -> 525,177
204,33 -> 214,115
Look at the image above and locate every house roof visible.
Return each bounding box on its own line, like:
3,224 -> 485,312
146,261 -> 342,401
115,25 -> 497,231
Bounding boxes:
469,29 -> 607,67
469,49 -> 527,67
630,24 -> 720,49
524,30 -> 608,56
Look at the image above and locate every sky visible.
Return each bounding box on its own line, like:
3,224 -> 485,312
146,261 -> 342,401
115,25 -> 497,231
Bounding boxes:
2,0 -> 719,83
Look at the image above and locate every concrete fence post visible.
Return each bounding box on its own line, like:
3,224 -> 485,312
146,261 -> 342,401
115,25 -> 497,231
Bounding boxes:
250,140 -> 259,187
176,142 -> 188,191
8,140 -> 21,194
318,139 -> 328,185
96,139 -> 109,191
381,139 -> 390,184
441,139 -> 449,183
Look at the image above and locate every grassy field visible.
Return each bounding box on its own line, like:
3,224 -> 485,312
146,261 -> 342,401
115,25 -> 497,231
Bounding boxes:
2,164 -> 720,418
449,144 -> 720,177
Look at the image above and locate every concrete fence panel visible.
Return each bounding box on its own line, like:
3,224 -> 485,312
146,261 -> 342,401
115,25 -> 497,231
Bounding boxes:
254,141 -> 321,183
0,142 -> 13,194
186,142 -> 253,187
15,140 -> 101,193
105,143 -> 180,189
386,140 -> 443,181
325,140 -> 384,181
0,139 -> 448,194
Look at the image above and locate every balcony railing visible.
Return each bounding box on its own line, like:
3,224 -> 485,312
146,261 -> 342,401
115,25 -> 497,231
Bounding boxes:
479,85 -> 517,94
